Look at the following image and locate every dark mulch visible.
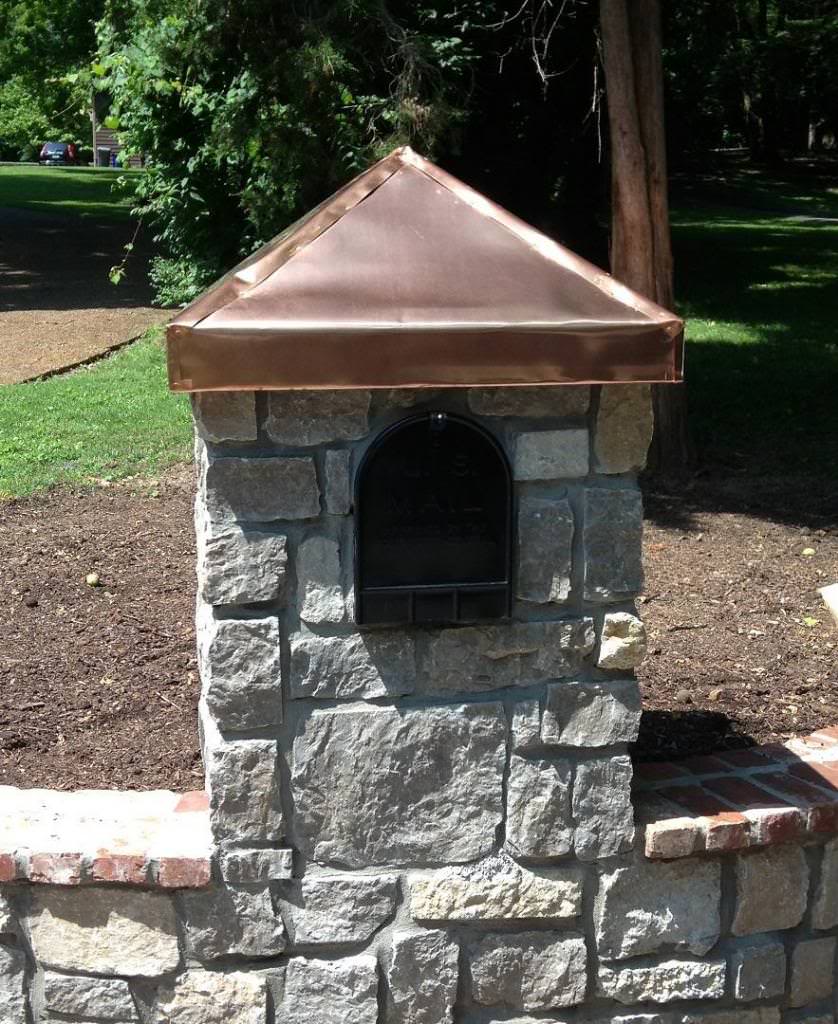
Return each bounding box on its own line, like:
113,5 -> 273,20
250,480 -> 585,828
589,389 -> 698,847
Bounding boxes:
0,467 -> 836,788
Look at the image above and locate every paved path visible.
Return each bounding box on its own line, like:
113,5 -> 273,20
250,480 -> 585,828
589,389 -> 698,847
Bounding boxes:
0,206 -> 168,385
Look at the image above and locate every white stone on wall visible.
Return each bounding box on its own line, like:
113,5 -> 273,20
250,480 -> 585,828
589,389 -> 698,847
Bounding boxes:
278,955 -> 379,1024
593,384 -> 654,474
192,392 -> 258,443
598,957 -> 727,1004
573,755 -> 635,861
278,875 -> 397,946
598,612 -> 648,670
0,947 -> 27,1024
469,931 -> 588,1011
266,390 -> 370,447
296,535 -> 348,624
731,846 -> 809,936
154,970 -> 266,1024
505,754 -> 573,859
388,930 -> 459,1024
205,735 -> 283,844
196,506 -> 287,606
514,429 -> 589,480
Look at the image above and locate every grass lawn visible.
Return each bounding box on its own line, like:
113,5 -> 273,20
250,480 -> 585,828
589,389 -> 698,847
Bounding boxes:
0,330 -> 192,498
0,164 -> 139,220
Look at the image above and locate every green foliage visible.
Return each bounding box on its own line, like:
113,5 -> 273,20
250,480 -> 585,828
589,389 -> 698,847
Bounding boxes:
0,330 -> 192,498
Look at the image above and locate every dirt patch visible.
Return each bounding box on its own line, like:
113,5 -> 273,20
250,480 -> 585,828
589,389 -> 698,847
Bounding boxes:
0,468 -> 836,789
0,206 -> 168,384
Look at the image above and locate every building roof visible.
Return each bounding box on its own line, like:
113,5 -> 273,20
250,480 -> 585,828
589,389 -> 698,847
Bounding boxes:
166,147 -> 683,392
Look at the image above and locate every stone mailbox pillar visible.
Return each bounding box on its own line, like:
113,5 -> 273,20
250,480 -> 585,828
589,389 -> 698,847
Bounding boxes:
169,146 -> 683,1020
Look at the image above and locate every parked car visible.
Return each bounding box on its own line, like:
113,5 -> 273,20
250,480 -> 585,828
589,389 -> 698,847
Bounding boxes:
38,142 -> 78,166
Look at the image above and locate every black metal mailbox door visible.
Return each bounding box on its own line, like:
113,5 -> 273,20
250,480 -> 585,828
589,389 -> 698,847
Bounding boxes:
356,412 -> 512,625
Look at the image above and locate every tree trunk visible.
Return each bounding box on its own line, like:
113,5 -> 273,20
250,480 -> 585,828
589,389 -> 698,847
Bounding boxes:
600,0 -> 689,477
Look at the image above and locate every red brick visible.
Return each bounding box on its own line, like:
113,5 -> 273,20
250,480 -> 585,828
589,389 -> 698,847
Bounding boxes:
175,790 -> 209,813
156,856 -> 211,889
0,853 -> 17,882
704,776 -> 784,809
810,727 -> 838,748
681,755 -> 731,777
759,771 -> 838,833
715,748 -> 774,769
644,818 -> 703,859
90,854 -> 148,886
657,785 -> 733,818
703,813 -> 751,852
633,761 -> 687,785
756,743 -> 798,764
29,852 -> 83,885
789,761 -> 838,790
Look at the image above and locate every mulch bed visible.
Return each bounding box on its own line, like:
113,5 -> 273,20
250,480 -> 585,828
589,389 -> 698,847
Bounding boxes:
0,467 -> 836,789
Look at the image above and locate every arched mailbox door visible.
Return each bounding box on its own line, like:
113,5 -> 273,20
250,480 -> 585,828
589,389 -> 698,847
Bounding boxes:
356,412 -> 512,625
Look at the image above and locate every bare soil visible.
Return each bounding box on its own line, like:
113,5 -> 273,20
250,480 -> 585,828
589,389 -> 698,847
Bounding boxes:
0,468 -> 836,789
0,207 -> 168,384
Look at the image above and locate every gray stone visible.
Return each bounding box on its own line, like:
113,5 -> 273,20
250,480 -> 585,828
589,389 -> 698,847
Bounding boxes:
0,894 -> 13,933
196,510 -> 287,606
423,619 -> 595,694
511,700 -> 542,751
192,392 -> 258,443
598,958 -> 726,1004
514,430 -> 589,480
732,846 -> 809,936
292,704 -> 506,867
469,385 -> 590,418
153,971 -> 266,1024
684,1011 -> 781,1024
28,888 -> 180,976
289,629 -> 416,699
516,496 -> 574,604
42,973 -> 138,1020
182,885 -> 286,960
543,679 -> 642,747
598,612 -> 647,670
573,755 -> 635,861
789,937 -> 836,1007
593,384 -> 653,474
469,931 -> 587,1010
410,852 -> 583,921
583,488 -> 644,601
731,938 -> 786,1002
0,947 -> 26,1024
595,855 -> 721,960
280,955 -> 378,1024
279,875 -> 396,945
324,449 -> 352,514
266,390 -> 370,446
505,754 -> 573,859
204,456 -> 319,522
388,930 -> 459,1024
221,848 -> 294,884
207,739 -> 283,843
198,612 -> 281,730
782,1014 -> 833,1024
297,536 -> 347,624
812,837 -> 838,930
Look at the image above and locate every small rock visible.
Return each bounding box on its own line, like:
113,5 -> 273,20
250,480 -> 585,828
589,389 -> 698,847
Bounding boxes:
85,572 -> 100,587
708,687 -> 725,702
23,595 -> 38,608
675,689 -> 692,704
802,548 -> 816,557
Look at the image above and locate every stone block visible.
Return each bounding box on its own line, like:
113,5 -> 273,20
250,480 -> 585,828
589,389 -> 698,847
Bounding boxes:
153,970 -> 266,1024
583,488 -> 644,601
516,496 -> 574,604
42,973 -> 138,1021
279,955 -> 378,1024
469,385 -> 590,418
598,612 -> 647,670
28,888 -> 180,977
204,456 -> 319,522
573,755 -> 635,861
324,449 -> 352,514
0,895 -> 13,933
594,854 -> 721,960
0,947 -> 26,1024
198,612 -> 281,730
279,875 -> 396,946
388,930 -> 459,1024
732,846 -> 808,936
598,957 -> 726,1004
593,384 -> 653,474
684,1011 -> 780,1024
196,511 -> 287,606
789,937 -> 836,1007
423,619 -> 595,694
542,679 -> 642,747
410,852 -> 583,921
221,848 -> 294,884
511,700 -> 542,751
207,739 -> 282,844
289,629 -> 416,699
812,837 -> 838,930
469,931 -> 587,1010
730,937 -> 786,1002
181,885 -> 286,960
514,429 -> 589,480
297,536 -> 348,624
192,392 -> 258,443
292,704 -> 506,867
266,390 -> 370,446
505,754 -> 573,859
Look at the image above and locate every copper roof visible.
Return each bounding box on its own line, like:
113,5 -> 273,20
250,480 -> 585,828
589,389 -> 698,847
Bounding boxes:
167,147 -> 683,392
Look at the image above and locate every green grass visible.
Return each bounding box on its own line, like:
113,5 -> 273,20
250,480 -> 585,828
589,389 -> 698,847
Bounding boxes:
0,164 -> 139,220
0,330 -> 192,498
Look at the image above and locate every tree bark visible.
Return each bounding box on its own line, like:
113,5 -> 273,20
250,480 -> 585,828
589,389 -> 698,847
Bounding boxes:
601,0 -> 689,477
